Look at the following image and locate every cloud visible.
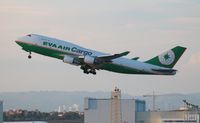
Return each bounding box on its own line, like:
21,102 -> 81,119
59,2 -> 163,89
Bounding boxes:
1,0 -> 200,94
0,3 -> 54,16
167,17 -> 200,25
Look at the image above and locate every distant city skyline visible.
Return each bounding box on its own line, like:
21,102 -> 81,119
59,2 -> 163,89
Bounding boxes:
1,91 -> 200,112
0,0 -> 200,96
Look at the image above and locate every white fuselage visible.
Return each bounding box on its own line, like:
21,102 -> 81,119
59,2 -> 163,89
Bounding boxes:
15,34 -> 173,75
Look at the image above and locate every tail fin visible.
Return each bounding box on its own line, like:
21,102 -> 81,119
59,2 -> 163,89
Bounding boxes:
145,46 -> 187,68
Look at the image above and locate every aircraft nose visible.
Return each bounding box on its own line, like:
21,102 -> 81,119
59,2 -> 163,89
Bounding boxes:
15,35 -> 29,42
15,40 -> 19,44
15,34 -> 33,46
15,35 -> 27,45
15,37 -> 23,44
15,38 -> 21,43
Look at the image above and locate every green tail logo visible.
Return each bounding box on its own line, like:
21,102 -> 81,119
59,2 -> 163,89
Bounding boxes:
145,46 -> 187,68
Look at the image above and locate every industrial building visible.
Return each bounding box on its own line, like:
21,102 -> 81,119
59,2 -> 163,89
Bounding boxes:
84,98 -> 146,123
136,110 -> 199,123
84,87 -> 145,123
84,87 -> 200,123
0,101 -> 3,123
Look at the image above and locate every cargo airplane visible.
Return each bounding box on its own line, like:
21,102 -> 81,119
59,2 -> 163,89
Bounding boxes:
15,34 -> 186,75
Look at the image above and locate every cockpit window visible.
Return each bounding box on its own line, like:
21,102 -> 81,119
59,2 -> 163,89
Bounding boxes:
27,34 -> 32,37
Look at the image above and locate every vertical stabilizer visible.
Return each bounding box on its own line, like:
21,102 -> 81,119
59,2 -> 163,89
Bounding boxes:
145,46 -> 187,68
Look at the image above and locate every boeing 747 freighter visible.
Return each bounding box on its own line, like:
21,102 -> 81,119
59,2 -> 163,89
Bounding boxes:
15,34 -> 186,75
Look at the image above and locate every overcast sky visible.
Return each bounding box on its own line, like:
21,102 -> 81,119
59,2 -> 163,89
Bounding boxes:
0,0 -> 200,96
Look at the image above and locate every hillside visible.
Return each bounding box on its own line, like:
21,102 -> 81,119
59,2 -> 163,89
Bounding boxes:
0,91 -> 200,112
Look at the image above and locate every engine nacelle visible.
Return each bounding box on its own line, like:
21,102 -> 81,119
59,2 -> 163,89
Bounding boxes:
84,55 -> 100,65
63,55 -> 81,66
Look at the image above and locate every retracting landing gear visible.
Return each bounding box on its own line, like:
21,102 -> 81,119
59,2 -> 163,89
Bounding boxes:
89,69 -> 96,75
81,66 -> 89,74
80,66 -> 97,75
83,69 -> 89,74
28,52 -> 32,59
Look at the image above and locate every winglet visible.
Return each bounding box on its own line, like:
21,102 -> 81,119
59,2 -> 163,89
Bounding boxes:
112,51 -> 130,58
131,57 -> 140,60
121,51 -> 130,56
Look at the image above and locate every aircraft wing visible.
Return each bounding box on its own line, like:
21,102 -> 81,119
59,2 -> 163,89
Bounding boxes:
78,51 -> 130,70
78,51 -> 130,74
97,51 -> 130,62
62,51 -> 130,74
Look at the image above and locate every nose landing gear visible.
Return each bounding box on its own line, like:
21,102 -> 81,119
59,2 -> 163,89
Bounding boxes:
28,52 -> 32,59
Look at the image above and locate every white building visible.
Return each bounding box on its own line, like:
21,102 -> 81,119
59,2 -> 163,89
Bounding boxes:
84,87 -> 145,123
136,110 -> 200,123
84,98 -> 145,123
84,97 -> 200,123
84,88 -> 200,123
0,101 -> 3,123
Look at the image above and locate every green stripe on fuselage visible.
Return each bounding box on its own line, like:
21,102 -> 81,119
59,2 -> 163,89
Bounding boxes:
101,63 -> 151,74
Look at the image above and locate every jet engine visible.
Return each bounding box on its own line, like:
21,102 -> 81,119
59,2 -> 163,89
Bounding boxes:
84,55 -> 101,65
63,55 -> 81,66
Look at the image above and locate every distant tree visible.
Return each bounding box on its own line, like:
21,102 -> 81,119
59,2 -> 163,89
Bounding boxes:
4,110 -> 83,122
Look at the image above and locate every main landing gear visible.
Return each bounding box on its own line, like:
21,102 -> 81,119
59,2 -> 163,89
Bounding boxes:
81,66 -> 96,75
28,52 -> 32,59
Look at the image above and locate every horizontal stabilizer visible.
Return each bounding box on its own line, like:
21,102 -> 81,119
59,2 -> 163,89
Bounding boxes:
152,69 -> 177,75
